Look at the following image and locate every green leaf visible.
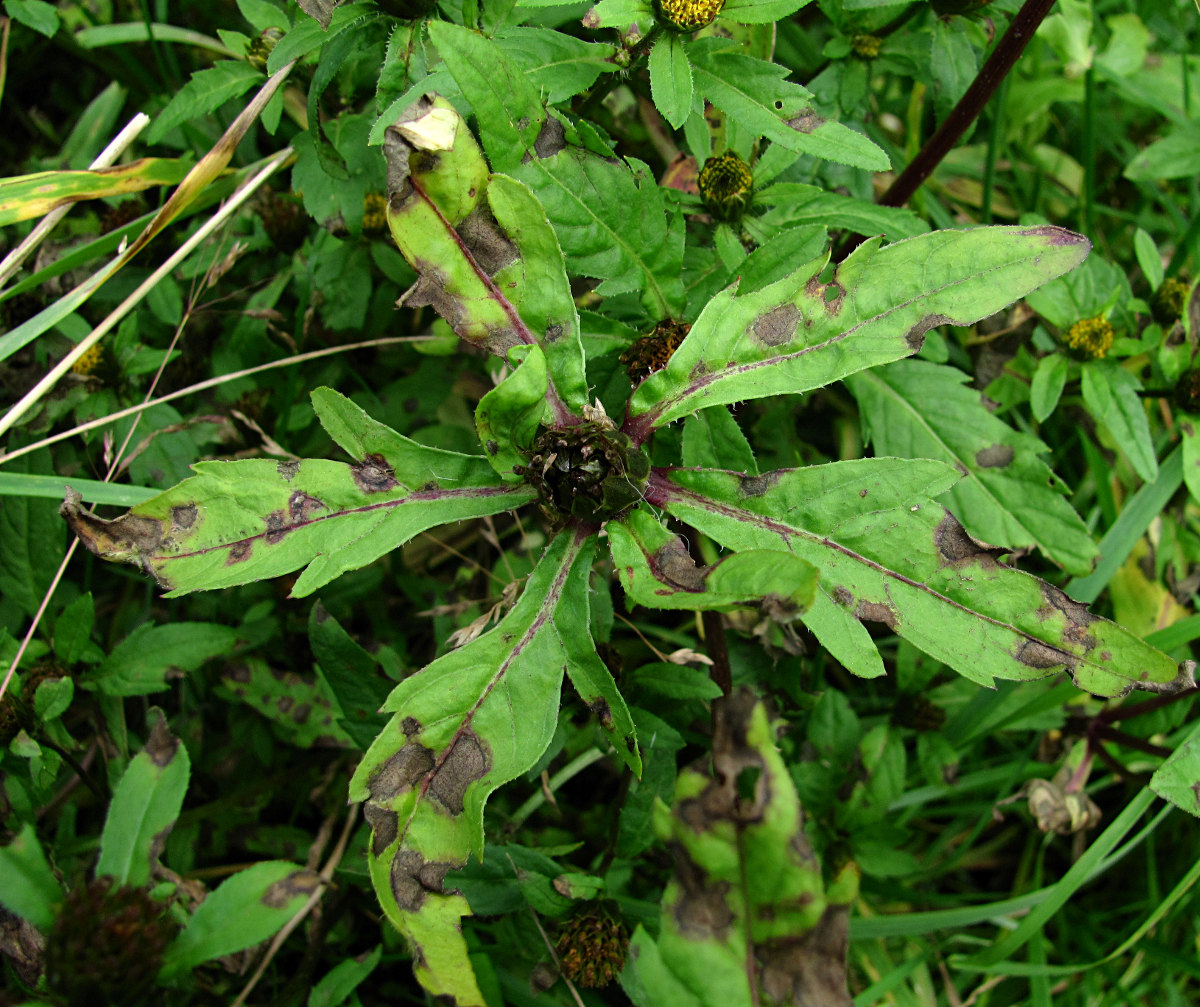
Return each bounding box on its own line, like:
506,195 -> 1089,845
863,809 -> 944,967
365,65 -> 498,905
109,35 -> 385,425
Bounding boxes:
720,0 -> 813,22
494,28 -> 617,103
266,0 -> 374,72
348,531 -> 605,1004
1124,122 -> 1200,181
382,96 -> 586,415
33,676 -> 74,722
88,622 -> 237,696
3,0 -> 59,37
610,508 -> 817,614
651,459 -> 1188,697
308,603 -> 390,750
308,945 -> 383,1007
687,39 -> 889,171
1134,228 -> 1164,290
1080,361 -> 1157,483
649,33 -> 694,130
96,711 -> 191,888
930,18 -> 978,123
847,359 -> 1098,574
622,690 -> 856,1007
477,346 -> 551,479
633,662 -> 724,701
63,389 -> 533,598
682,407 -> 757,474
0,823 -> 65,931
222,657 -> 356,749
1149,725 -> 1200,818
161,861 -> 321,977
427,23 -> 685,317
626,226 -> 1091,440
1030,352 -> 1069,422
0,159 -> 191,226
0,460 -> 66,620
752,183 -> 929,241
53,592 -> 95,665
146,61 -> 264,143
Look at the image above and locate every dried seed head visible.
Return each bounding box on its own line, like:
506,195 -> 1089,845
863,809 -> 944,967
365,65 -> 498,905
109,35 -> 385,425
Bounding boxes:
555,904 -> 628,988
1151,276 -> 1190,325
656,0 -> 724,32
620,319 -> 691,383
518,423 -> 651,526
698,150 -> 753,221
45,877 -> 178,1007
1062,315 -> 1114,360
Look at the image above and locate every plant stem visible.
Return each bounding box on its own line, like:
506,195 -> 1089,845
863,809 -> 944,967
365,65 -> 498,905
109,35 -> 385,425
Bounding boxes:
878,0 -> 1059,209
702,610 -> 732,697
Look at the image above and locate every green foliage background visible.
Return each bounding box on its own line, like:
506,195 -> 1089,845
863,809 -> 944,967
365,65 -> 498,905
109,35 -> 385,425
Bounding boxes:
1,0 -> 1199,1005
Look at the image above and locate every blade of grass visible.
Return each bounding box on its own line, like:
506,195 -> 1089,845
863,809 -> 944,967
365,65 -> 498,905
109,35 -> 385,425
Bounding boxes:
0,114 -> 150,288
1067,445 -> 1183,604
0,145 -> 291,439
73,23 -> 235,56
0,474 -> 157,507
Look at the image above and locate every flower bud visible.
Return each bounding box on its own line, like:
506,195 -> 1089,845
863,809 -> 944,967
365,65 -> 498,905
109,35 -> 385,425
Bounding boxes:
656,0 -> 724,32
698,150 -> 753,221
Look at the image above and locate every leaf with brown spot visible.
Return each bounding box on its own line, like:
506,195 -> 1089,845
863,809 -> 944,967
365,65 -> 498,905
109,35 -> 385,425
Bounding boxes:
96,710 -> 190,888
62,389 -> 532,598
383,92 -> 586,418
609,508 -> 817,616
349,529 -> 636,1007
654,458 -> 1188,697
626,226 -> 1090,442
848,359 -> 1098,575
624,689 -> 856,1007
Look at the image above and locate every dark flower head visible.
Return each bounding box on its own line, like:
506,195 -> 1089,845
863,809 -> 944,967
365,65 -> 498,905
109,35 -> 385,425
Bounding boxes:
698,150 -> 753,221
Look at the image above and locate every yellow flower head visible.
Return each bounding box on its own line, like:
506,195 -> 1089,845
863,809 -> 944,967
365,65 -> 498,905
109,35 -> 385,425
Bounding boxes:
1062,315 -> 1114,360
698,150 -> 753,221
656,0 -> 724,32
362,191 -> 389,236
71,343 -> 104,377
851,34 -> 882,58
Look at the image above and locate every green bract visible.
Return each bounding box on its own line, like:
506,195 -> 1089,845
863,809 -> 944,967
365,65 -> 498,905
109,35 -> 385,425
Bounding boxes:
59,78 -> 1191,1007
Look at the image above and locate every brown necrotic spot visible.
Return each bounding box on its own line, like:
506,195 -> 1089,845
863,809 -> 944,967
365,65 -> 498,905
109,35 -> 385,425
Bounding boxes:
457,207 -> 518,275
277,459 -> 300,480
353,454 -> 399,493
227,540 -> 252,565
293,703 -> 312,724
739,471 -> 781,497
145,714 -> 179,768
855,600 -> 899,631
590,697 -> 614,730
429,731 -> 490,815
1016,225 -> 1086,246
534,115 -> 566,159
401,716 -> 422,736
368,742 -> 436,801
671,847 -> 735,939
277,696 -> 294,714
752,303 -> 800,347
364,803 -> 399,855
1015,638 -> 1071,671
934,512 -> 999,567
1038,582 -> 1096,650
832,586 -> 854,607
905,313 -> 953,353
261,869 -> 321,908
225,663 -> 252,684
288,491 -> 327,522
390,850 -> 456,912
545,323 -> 563,342
651,539 -> 708,592
264,511 -> 287,545
787,110 -> 825,134
170,504 -> 197,530
975,444 -> 1015,468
